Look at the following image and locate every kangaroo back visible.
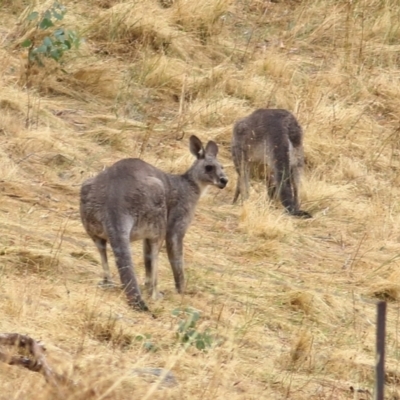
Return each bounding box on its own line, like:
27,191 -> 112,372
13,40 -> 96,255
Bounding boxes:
231,108 -> 311,218
80,135 -> 228,311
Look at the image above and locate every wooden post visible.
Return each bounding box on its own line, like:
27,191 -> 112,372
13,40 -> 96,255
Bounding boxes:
375,301 -> 386,400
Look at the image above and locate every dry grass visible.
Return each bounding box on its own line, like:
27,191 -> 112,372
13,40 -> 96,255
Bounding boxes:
1,0 -> 400,398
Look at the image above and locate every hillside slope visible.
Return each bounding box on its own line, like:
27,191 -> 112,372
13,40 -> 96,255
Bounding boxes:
1,0 -> 400,399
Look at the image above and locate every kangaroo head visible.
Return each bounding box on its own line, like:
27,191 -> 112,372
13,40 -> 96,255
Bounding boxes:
189,135 -> 228,189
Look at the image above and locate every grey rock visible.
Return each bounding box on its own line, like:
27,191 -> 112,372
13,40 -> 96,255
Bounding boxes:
131,367 -> 178,388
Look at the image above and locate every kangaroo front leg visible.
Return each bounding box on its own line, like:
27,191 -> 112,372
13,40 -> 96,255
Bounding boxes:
166,234 -> 185,294
238,164 -> 250,202
266,171 -> 277,200
232,175 -> 241,204
289,168 -> 312,219
143,239 -> 163,300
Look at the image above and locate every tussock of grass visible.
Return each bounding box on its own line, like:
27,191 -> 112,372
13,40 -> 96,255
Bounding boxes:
366,278 -> 400,302
171,0 -> 233,41
0,248 -> 59,275
71,65 -> 121,99
239,198 -> 294,241
136,54 -> 189,93
186,97 -> 248,128
85,0 -> 200,61
85,127 -> 132,151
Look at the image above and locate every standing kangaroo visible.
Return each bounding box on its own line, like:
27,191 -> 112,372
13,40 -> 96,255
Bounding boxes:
80,135 -> 228,311
231,109 -> 311,218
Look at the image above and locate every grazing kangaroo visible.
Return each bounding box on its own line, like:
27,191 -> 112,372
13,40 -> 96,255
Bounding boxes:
231,108 -> 311,218
80,135 -> 228,311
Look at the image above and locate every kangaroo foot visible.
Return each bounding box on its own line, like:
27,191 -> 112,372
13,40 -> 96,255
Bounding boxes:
145,282 -> 164,301
290,209 -> 312,219
127,296 -> 150,312
98,278 -> 119,289
151,290 -> 164,301
131,299 -> 150,312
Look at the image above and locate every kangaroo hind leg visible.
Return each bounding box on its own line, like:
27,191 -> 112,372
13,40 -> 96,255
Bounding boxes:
290,164 -> 312,219
108,223 -> 148,311
93,237 -> 116,288
265,169 -> 277,200
143,238 -> 164,301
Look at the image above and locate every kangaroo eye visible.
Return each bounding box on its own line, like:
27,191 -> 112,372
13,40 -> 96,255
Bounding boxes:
205,165 -> 214,172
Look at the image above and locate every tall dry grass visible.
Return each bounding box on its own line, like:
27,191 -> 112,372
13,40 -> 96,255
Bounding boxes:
1,0 -> 400,398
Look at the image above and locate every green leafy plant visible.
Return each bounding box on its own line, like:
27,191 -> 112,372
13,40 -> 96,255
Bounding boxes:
172,307 -> 218,351
19,2 -> 81,128
135,333 -> 158,352
21,2 -> 80,67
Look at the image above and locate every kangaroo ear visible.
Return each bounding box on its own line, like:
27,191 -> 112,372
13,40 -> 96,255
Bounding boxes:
205,140 -> 218,157
189,135 -> 205,159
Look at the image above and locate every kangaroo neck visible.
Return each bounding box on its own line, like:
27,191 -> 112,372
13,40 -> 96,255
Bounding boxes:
166,172 -> 202,208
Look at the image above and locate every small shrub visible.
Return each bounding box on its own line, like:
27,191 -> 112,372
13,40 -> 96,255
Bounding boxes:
172,307 -> 219,351
21,2 -> 81,67
134,333 -> 158,352
19,2 -> 81,127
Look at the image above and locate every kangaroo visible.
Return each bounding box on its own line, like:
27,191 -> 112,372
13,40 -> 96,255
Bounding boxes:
80,135 -> 228,311
231,108 -> 311,218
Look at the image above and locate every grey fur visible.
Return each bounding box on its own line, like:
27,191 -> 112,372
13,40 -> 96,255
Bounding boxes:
80,135 -> 228,311
231,108 -> 311,218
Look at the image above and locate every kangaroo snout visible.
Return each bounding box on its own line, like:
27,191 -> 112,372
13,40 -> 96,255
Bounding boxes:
218,177 -> 228,188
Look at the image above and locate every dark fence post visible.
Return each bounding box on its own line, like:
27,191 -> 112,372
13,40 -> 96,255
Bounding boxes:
375,301 -> 387,400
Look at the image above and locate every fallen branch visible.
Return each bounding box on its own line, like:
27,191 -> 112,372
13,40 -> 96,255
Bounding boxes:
0,333 -> 67,387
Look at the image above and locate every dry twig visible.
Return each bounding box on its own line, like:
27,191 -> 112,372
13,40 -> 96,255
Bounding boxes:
0,333 -> 67,387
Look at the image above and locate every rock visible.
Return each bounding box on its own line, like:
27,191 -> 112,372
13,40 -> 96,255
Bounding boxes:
131,367 -> 178,388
